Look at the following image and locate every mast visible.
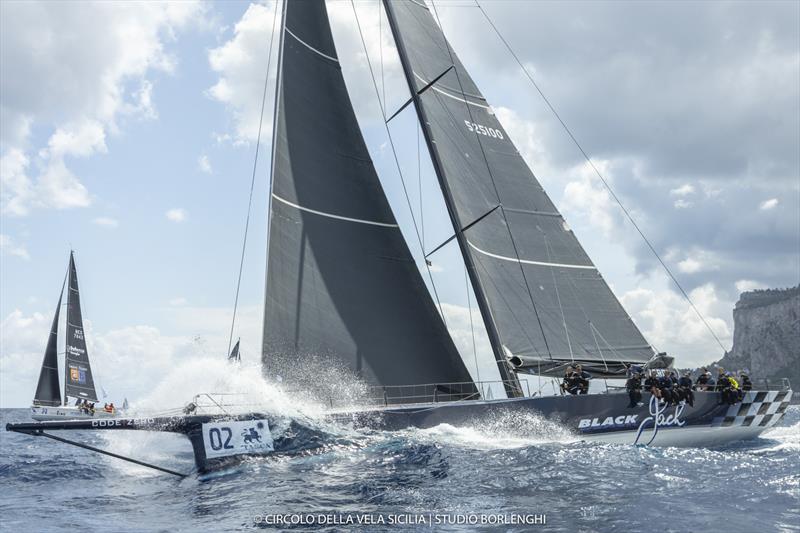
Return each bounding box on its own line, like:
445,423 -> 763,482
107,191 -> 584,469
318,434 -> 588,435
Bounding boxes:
383,0 -> 522,397
34,272 -> 67,407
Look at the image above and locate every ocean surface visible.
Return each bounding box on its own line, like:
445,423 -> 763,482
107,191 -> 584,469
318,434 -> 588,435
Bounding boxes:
1,376 -> 798,533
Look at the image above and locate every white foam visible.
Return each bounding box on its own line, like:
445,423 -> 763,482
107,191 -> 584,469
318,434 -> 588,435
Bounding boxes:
408,410 -> 576,450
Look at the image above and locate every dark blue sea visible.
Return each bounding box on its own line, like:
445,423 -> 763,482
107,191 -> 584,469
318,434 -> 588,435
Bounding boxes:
1,405 -> 798,532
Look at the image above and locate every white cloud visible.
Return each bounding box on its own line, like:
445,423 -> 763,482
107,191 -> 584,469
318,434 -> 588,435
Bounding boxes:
197,154 -> 212,174
675,248 -> 720,274
165,208 -> 187,223
560,160 -> 620,238
670,184 -> 695,196
169,297 -> 188,306
621,282 -> 732,367
0,1 -> 204,216
0,234 -> 31,260
759,198 -> 779,210
673,198 -> 693,209
93,217 -> 119,228
0,148 -> 32,216
208,3 -> 278,143
735,279 -> 767,293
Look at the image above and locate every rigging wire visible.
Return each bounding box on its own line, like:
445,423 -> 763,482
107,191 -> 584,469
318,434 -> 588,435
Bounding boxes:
226,0 -> 280,358
465,265 -> 481,382
350,0 -> 450,325
473,0 -> 728,353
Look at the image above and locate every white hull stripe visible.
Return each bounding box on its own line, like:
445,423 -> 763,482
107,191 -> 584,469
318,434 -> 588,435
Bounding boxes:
272,194 -> 398,228
285,27 -> 338,63
468,241 -> 597,270
414,72 -> 490,110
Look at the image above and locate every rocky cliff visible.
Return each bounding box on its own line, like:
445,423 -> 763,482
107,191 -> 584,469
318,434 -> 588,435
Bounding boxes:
715,286 -> 800,388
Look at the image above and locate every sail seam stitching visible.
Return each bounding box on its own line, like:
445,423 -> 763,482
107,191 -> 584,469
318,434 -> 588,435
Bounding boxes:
285,27 -> 338,62
467,241 -> 596,269
272,194 -> 398,228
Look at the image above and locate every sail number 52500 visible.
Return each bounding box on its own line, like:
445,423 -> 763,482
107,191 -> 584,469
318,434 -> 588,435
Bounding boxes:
464,120 -> 504,139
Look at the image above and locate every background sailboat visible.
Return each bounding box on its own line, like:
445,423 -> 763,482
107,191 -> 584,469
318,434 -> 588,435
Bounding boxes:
30,252 -> 119,421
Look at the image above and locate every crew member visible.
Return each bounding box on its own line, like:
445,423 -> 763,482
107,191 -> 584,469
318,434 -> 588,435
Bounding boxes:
740,372 -> 753,392
677,371 -> 694,407
658,372 -> 675,406
695,368 -> 711,391
645,371 -> 661,400
574,365 -> 591,395
626,371 -> 643,408
560,366 -> 575,395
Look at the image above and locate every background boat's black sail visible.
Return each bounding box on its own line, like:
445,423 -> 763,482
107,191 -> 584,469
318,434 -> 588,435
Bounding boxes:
33,277 -> 66,407
262,0 -> 476,402
64,252 -> 98,402
384,0 -> 654,377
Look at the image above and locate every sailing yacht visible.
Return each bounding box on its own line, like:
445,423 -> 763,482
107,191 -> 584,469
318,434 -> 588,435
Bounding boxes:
30,252 -> 119,421
7,0 -> 792,473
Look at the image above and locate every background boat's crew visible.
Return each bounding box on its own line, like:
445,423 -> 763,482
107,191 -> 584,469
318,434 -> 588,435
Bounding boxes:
677,371 -> 694,407
626,372 -> 643,408
74,397 -> 81,407
574,365 -> 591,394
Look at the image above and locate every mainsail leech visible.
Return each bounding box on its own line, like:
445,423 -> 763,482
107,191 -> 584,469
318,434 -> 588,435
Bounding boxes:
261,0 -> 476,402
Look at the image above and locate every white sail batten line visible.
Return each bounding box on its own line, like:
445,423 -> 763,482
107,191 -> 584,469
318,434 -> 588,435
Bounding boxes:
285,27 -> 338,63
409,0 -> 430,10
467,241 -> 597,270
272,193 -> 399,228
413,72 -> 490,109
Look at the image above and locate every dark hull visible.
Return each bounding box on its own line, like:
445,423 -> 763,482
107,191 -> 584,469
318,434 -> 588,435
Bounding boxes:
6,390 -> 792,474
329,389 -> 793,447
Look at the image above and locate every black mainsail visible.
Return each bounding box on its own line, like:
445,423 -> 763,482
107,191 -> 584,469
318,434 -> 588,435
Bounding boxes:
64,252 -> 98,402
262,0 -> 476,401
33,275 -> 66,407
383,0 -> 654,379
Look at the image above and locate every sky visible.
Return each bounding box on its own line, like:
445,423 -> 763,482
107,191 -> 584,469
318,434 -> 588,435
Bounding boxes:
1,0 -> 798,407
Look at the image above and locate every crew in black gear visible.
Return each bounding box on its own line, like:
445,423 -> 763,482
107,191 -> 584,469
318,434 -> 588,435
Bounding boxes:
559,366 -> 575,395
695,368 -> 711,391
740,373 -> 753,392
626,373 -> 643,408
677,372 -> 694,407
658,373 -> 675,406
574,365 -> 592,395
644,371 -> 661,401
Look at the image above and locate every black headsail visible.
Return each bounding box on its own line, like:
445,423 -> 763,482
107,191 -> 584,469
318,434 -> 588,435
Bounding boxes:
383,0 -> 654,379
262,0 -> 476,402
64,252 -> 98,402
33,274 -> 67,407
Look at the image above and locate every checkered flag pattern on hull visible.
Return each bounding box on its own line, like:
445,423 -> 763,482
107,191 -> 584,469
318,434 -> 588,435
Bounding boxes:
713,390 -> 793,428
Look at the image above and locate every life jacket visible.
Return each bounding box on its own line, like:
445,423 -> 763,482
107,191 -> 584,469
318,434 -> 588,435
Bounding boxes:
729,377 -> 739,389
